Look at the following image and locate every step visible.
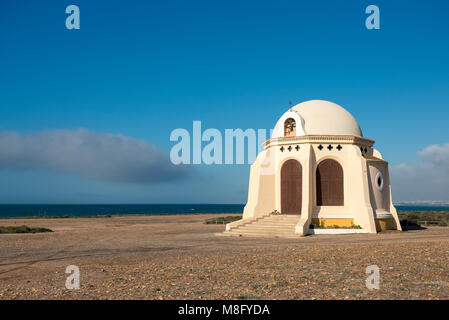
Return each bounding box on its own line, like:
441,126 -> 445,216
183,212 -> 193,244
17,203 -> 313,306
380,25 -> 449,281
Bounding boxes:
255,219 -> 297,221
223,231 -> 300,239
221,215 -> 302,238
257,217 -> 299,221
234,226 -> 295,231
233,221 -> 297,227
252,221 -> 297,226
228,229 -> 296,236
256,217 -> 298,220
235,222 -> 296,227
262,217 -> 299,219
259,221 -> 298,224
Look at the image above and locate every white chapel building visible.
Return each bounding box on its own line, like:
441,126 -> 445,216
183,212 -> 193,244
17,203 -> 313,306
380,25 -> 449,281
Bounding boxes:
224,100 -> 402,237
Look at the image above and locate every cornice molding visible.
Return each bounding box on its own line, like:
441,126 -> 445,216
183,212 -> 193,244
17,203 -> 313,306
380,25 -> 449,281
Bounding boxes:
263,135 -> 375,149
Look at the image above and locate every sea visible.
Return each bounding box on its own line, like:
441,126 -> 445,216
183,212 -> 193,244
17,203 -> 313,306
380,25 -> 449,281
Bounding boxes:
0,204 -> 448,219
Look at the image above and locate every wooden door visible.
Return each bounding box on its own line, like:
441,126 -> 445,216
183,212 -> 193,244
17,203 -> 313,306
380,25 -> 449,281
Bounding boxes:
281,159 -> 302,215
316,159 -> 344,206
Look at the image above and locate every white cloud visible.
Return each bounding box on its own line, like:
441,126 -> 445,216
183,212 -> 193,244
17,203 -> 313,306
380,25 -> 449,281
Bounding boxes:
390,143 -> 449,201
0,128 -> 190,183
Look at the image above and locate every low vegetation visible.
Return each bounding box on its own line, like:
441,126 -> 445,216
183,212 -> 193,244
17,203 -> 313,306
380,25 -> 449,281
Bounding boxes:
398,211 -> 449,227
0,225 -> 53,234
204,216 -> 241,224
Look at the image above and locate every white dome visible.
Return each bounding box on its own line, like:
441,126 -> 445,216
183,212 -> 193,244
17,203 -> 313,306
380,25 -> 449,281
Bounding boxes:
272,100 -> 363,138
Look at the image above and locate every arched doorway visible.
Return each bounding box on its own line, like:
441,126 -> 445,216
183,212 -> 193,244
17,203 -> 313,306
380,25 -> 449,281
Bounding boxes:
316,159 -> 344,206
281,159 -> 302,214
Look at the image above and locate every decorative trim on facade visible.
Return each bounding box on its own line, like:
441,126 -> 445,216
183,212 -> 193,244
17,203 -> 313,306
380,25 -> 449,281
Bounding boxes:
308,229 -> 369,235
311,218 -> 355,228
375,218 -> 395,231
263,135 -> 375,149
364,155 -> 387,163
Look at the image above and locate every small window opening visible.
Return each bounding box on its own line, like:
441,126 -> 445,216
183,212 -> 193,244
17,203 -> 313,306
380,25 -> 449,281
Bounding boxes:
284,118 -> 296,137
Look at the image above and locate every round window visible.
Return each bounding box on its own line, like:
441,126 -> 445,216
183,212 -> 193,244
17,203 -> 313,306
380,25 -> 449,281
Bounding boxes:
375,172 -> 384,191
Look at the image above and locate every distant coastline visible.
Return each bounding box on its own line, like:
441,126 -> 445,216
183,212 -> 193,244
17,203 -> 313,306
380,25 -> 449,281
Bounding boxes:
394,200 -> 449,206
0,203 -> 448,219
0,204 -> 244,219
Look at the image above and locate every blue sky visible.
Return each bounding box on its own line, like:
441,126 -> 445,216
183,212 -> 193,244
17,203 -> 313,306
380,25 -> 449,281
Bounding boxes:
0,0 -> 448,203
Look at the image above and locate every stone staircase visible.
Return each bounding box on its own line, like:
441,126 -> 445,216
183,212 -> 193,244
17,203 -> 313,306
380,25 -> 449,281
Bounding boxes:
221,215 -> 301,238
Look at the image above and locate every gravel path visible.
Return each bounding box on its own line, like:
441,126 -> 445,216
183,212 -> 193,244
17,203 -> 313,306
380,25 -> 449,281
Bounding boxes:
0,214 -> 447,299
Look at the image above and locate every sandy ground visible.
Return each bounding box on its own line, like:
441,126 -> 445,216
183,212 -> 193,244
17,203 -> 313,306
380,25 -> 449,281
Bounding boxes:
0,214 -> 448,300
